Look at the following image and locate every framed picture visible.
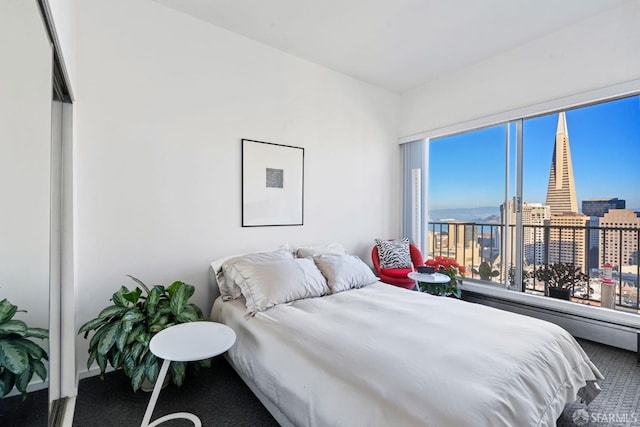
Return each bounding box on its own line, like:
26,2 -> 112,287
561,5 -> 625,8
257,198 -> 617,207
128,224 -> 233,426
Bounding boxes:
242,139 -> 304,227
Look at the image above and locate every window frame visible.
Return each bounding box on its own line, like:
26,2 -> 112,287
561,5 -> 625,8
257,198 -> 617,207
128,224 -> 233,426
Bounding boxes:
409,82 -> 640,325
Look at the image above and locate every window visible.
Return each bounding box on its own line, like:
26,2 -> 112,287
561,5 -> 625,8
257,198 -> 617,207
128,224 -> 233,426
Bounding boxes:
428,124 -> 508,282
424,94 -> 640,313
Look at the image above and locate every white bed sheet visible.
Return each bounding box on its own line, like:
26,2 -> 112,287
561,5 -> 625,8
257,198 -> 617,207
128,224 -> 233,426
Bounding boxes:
211,282 -> 602,427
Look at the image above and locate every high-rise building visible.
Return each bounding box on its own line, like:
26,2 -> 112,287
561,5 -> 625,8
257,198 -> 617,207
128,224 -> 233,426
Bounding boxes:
499,200 -> 516,273
582,198 -> 626,270
499,200 -> 550,271
599,209 -> 640,267
582,198 -> 626,217
545,112 -> 578,216
547,212 -> 589,269
544,112 -> 588,270
586,217 -> 599,272
522,203 -> 551,265
427,222 -> 481,273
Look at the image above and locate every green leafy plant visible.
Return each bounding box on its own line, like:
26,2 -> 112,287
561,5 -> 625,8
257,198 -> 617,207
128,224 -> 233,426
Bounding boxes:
0,299 -> 48,399
78,276 -> 206,392
507,266 -> 531,288
420,256 -> 465,298
472,262 -> 500,281
533,263 -> 588,290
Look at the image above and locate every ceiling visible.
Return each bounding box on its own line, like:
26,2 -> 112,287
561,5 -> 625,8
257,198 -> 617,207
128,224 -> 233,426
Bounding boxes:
154,0 -> 630,94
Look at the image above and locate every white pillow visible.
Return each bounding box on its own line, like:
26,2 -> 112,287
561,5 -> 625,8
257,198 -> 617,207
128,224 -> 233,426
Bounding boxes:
233,258 -> 329,315
313,253 -> 378,293
296,243 -> 347,258
218,249 -> 294,300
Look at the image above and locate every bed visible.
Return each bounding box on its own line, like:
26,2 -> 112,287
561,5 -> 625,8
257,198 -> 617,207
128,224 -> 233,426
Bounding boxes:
209,249 -> 603,427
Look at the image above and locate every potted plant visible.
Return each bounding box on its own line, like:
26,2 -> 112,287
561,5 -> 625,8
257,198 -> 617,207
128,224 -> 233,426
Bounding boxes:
507,266 -> 531,290
472,261 -> 500,281
533,263 -> 588,300
0,299 -> 48,399
78,276 -> 206,392
420,256 -> 465,298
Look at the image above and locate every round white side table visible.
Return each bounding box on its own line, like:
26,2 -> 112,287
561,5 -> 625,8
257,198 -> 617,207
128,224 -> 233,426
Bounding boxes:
140,321 -> 236,427
407,271 -> 450,284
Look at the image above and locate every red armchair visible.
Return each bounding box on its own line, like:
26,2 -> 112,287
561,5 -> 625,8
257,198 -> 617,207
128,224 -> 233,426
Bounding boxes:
371,243 -> 424,289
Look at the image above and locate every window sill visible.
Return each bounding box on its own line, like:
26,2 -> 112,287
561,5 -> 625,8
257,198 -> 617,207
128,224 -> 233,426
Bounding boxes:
460,281 -> 640,330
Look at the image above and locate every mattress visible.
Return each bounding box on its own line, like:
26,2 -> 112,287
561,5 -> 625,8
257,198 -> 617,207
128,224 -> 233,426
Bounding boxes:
211,282 -> 602,427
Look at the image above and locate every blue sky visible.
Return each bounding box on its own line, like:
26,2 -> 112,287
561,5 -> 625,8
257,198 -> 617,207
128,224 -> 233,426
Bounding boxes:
428,95 -> 640,212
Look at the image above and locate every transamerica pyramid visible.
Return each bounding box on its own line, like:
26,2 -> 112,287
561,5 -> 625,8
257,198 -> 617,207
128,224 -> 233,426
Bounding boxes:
545,112 -> 578,216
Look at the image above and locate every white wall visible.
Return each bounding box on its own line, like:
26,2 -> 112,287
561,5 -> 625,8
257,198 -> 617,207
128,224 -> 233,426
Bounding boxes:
399,1 -> 640,138
75,0 -> 400,375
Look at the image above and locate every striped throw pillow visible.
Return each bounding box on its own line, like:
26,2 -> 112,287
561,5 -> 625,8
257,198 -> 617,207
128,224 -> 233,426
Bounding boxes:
375,238 -> 412,269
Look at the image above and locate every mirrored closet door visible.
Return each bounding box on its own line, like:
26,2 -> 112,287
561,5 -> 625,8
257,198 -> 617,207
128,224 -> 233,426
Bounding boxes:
0,0 -> 53,424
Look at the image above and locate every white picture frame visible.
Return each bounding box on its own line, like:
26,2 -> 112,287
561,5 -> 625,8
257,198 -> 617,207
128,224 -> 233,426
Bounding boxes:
242,139 -> 304,227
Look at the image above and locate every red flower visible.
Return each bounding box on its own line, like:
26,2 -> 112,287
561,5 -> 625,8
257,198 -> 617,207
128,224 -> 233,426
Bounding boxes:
421,257 -> 465,298
425,257 -> 465,278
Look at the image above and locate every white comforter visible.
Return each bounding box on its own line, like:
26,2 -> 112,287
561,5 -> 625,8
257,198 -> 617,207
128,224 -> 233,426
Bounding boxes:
212,282 -> 602,427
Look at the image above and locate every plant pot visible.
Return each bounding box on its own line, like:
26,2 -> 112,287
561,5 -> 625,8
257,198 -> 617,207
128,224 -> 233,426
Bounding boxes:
548,287 -> 571,300
141,374 -> 170,393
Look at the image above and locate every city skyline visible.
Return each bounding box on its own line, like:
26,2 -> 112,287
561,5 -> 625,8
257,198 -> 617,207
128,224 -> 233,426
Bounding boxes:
428,95 -> 640,213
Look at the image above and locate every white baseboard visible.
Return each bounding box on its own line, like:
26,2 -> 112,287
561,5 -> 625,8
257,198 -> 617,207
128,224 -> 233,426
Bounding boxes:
4,379 -> 48,398
78,364 -> 116,381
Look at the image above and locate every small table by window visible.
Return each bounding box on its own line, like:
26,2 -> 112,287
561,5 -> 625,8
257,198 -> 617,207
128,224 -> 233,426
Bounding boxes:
407,271 -> 450,285
141,321 -> 236,427
408,271 -> 460,297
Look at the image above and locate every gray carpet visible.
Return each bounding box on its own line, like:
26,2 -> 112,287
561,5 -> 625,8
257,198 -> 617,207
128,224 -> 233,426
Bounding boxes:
0,388 -> 48,427
557,339 -> 640,427
68,339 -> 640,426
73,356 -> 278,426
